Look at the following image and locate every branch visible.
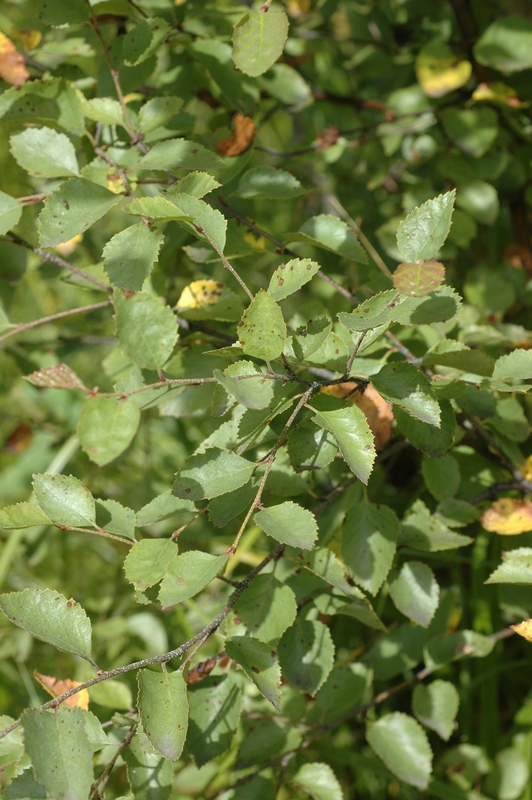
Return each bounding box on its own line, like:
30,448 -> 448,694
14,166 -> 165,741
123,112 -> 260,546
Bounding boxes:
0,544 -> 284,742
6,234 -> 111,293
0,301 -> 112,346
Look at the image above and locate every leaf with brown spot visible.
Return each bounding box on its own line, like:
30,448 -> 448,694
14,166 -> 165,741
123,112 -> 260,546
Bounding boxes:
24,364 -> 88,392
215,114 -> 256,157
393,262 -> 445,297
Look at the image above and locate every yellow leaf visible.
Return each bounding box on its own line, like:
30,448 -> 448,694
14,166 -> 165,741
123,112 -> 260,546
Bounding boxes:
416,41 -> 472,98
287,0 -> 311,15
55,233 -> 83,257
472,82 -> 527,108
522,454 -> 532,480
107,178 -> 125,194
480,498 -> 532,535
177,279 -> 225,310
12,29 -> 42,51
0,32 -> 29,87
34,671 -> 89,709
243,232 -> 266,251
511,619 -> 532,643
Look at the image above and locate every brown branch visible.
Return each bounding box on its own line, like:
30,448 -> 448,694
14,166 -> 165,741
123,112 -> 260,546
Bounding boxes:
0,301 -> 112,346
6,234 -> 111,292
90,723 -> 137,799
0,544 -> 284,742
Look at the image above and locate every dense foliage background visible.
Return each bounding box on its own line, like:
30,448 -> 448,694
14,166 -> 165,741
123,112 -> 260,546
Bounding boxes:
2,0 -> 532,798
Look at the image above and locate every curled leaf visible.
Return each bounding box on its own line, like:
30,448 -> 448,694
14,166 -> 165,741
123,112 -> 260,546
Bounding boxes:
480,498 -> 532,535
215,114 -> 256,156
511,619 -> 532,642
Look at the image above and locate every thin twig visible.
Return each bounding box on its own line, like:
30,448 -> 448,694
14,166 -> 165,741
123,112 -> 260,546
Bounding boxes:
0,545 -> 284,742
90,724 -> 137,799
6,234 -> 111,292
0,301 -> 112,346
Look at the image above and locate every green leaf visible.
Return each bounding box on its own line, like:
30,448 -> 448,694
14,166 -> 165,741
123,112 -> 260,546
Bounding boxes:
424,631 -> 494,669
412,680 -> 459,740
162,191 -> 227,253
186,673 -> 241,766
173,449 -> 255,501
189,38 -> 259,115
95,498 -> 136,540
441,108 -> 498,158
33,473 -> 95,527
286,214 -> 367,263
312,406 -> 376,484
396,190 -> 455,262
88,680 -> 132,711
292,318 -> 332,361
392,262 -> 445,297
209,482 -> 257,527
214,360 -> 273,410
254,501 -> 318,549
225,635 -> 282,709
114,290 -> 178,371
364,625 -> 427,681
37,0 -> 88,26
394,400 -> 455,458
493,349 -> 532,381
372,362 -> 440,426
10,127 -> 79,178
267,258 -> 320,301
389,286 -> 462,326
307,663 -> 373,724
287,420 -> 338,472
485,547 -> 532,584
232,7 -> 289,78
78,96 -> 125,127
0,588 -> 92,660
124,539 -> 178,594
338,289 -> 398,332
474,16 -> 532,72
278,619 -> 335,696
236,167 -> 305,199
366,712 -> 433,789
0,501 -> 51,529
175,171 -> 221,199
22,708 -> 93,800
400,500 -> 473,551
292,762 -> 344,800
123,18 -> 171,66
485,747 -> 530,800
238,290 -> 287,361
158,551 -> 228,607
103,224 -> 164,291
138,138 -> 224,171
0,190 -> 22,235
137,669 -> 188,760
456,180 -> 499,225
227,573 -> 297,645
421,454 -> 461,501
422,341 -> 494,377
138,96 -> 184,134
342,502 -> 398,595
125,196 -> 193,222
123,732 -> 174,800
389,561 -> 439,627
2,769 -> 47,799
136,490 -> 196,527
77,396 -> 141,466
38,178 -> 121,247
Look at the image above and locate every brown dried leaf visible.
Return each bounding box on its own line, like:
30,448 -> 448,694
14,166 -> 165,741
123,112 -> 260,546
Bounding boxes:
0,32 -> 29,87
315,125 -> 340,151
215,114 -> 256,157
24,364 -> 88,392
480,498 -> 532,535
393,261 -> 445,297
5,422 -> 33,454
321,383 -> 393,450
34,671 -> 89,709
